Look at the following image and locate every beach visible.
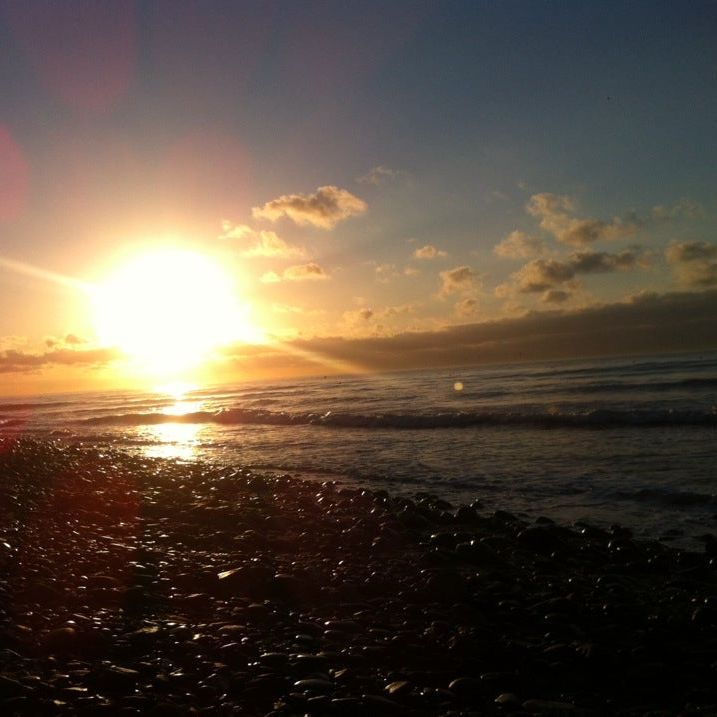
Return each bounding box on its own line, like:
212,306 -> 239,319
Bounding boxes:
1,438 -> 716,716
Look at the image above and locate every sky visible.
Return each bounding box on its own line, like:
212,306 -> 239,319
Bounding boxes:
0,0 -> 716,394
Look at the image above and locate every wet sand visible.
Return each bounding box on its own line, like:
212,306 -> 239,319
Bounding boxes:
1,438 -> 716,716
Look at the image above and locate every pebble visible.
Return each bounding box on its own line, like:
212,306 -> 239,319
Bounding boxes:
0,439 -> 714,716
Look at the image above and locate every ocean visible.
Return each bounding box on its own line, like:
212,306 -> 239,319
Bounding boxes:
1,350 -> 716,547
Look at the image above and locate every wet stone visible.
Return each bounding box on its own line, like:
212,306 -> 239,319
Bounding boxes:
294,678 -> 334,693
384,680 -> 411,697
448,677 -> 483,699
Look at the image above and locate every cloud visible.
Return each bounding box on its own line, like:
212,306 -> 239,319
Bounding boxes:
0,335 -> 28,351
252,185 -> 367,229
413,244 -> 447,260
222,290 -> 717,375
569,249 -> 639,273
44,333 -> 88,349
439,265 -> 478,297
260,271 -> 281,283
0,346 -> 122,374
665,240 -> 717,287
357,165 -> 406,186
493,230 -> 545,259
374,263 -> 419,282
652,198 -> 702,221
282,262 -> 329,281
341,303 -> 418,335
220,221 -> 304,257
526,192 -> 641,246
343,307 -> 374,323
455,297 -> 479,316
514,249 -> 641,293
514,259 -> 575,293
541,289 -> 571,304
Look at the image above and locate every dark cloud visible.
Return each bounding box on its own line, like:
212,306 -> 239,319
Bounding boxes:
526,193 -> 641,246
223,290 -> 717,374
326,290 -> 717,363
541,289 -> 570,304
515,249 -> 640,293
666,241 -> 717,287
0,346 -> 122,374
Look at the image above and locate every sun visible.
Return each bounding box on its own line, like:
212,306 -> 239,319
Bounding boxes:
91,247 -> 262,375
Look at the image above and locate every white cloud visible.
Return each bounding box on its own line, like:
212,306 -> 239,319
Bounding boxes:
357,165 -> 406,186
493,230 -> 545,259
252,185 -> 367,229
283,262 -> 329,281
455,297 -> 479,316
413,244 -> 447,260
439,265 -> 479,298
220,222 -> 304,258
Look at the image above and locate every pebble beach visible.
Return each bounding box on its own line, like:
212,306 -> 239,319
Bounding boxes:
1,438 -> 716,716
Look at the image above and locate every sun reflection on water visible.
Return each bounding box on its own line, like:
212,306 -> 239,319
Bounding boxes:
143,384 -> 205,461
144,422 -> 203,461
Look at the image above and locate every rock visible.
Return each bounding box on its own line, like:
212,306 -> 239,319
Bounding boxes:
93,665 -> 141,692
522,698 -> 577,714
292,654 -> 330,674
495,692 -> 522,709
259,652 -> 289,668
384,680 -> 411,697
44,627 -> 77,655
361,694 -> 401,713
293,678 -> 334,693
517,526 -> 565,554
0,675 -> 27,697
448,677 -> 483,699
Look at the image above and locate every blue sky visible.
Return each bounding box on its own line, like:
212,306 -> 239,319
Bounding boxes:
0,1 -> 715,390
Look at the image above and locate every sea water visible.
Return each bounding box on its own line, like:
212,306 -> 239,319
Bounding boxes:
2,351 -> 716,546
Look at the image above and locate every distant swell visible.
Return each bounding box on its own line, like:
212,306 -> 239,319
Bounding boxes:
0,400 -> 74,412
612,487 -> 717,508
559,376 -> 717,395
79,407 -> 717,430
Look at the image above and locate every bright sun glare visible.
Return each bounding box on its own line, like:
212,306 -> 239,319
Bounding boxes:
92,248 -> 262,374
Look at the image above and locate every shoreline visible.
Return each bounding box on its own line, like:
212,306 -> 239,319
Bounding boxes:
1,439 -> 716,715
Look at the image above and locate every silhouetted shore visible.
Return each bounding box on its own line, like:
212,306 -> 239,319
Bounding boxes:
1,438 -> 716,716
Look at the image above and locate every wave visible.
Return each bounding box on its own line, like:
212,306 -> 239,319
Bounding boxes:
611,487 -> 717,508
78,406 -> 717,430
0,400 -> 75,412
0,418 -> 26,428
538,376 -> 717,395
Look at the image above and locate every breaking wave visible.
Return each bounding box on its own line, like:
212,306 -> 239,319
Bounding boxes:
79,406 -> 717,430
